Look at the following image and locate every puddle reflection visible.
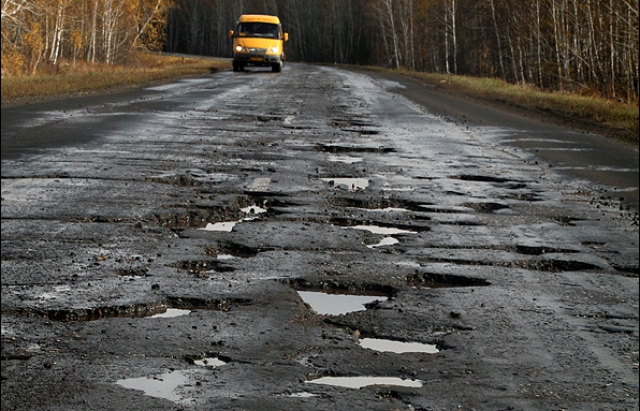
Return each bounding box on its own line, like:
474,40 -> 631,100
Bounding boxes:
328,155 -> 363,164
149,308 -> 191,319
359,338 -> 439,354
297,291 -> 386,315
116,369 -> 194,404
367,237 -> 399,248
193,357 -> 227,367
352,225 -> 416,235
306,376 -> 423,388
200,222 -> 237,232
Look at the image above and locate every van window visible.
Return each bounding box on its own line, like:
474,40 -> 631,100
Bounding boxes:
238,23 -> 280,39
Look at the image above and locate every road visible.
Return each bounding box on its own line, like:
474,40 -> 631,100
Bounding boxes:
2,63 -> 638,411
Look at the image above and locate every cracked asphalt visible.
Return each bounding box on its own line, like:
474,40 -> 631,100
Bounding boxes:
2,63 -> 638,411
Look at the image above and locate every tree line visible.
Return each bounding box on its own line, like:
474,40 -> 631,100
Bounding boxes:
2,0 -> 638,102
2,0 -> 169,74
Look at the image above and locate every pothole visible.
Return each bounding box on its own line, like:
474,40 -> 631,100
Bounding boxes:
328,155 -> 363,164
8,297 -> 249,322
283,279 -> 395,316
171,260 -> 235,277
406,272 -> 491,288
297,291 -> 387,315
206,242 -> 263,259
315,144 -> 395,154
305,376 -> 423,389
451,174 -> 516,183
116,369 -> 196,404
460,202 -> 510,213
365,237 -> 399,248
328,196 -> 433,212
330,217 -> 429,233
149,308 -> 191,319
358,337 -> 439,354
351,225 -> 417,235
321,178 -> 369,191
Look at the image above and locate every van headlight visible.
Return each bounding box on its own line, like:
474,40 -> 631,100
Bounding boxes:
235,45 -> 247,53
269,46 -> 280,54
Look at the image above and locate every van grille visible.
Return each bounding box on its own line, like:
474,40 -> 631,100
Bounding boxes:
248,48 -> 267,53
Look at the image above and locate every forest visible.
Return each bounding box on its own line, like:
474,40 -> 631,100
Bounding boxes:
2,0 -> 638,102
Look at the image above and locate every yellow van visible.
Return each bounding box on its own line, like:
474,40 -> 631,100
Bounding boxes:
229,15 -> 289,73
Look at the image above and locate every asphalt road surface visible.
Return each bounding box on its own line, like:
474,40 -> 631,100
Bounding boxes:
2,63 -> 638,411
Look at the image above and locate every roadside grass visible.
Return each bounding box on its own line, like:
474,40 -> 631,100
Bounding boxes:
1,53 -> 230,105
391,68 -> 639,144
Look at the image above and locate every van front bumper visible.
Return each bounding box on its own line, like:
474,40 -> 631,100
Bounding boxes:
233,53 -> 282,66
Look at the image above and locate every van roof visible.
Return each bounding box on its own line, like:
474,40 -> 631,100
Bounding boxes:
238,15 -> 281,24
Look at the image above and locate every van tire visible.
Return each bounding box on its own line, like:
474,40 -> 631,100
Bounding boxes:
272,62 -> 282,73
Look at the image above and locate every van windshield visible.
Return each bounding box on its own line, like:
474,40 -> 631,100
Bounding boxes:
237,22 -> 279,39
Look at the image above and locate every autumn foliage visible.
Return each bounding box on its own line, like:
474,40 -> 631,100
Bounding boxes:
1,0 -> 169,76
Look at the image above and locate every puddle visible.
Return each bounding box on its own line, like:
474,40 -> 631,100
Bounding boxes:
199,205 -> 267,232
285,392 -> 319,398
200,222 -> 237,232
149,308 -> 191,319
306,376 -> 423,389
193,357 -> 227,368
322,178 -> 369,191
358,338 -> 439,354
351,225 -> 417,235
116,369 -> 195,404
366,237 -> 399,248
328,155 -> 363,164
297,291 -> 387,316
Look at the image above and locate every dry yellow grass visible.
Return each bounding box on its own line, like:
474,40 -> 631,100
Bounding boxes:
1,53 -> 230,104
395,69 -> 638,144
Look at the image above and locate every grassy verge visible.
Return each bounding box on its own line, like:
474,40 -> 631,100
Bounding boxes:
1,53 -> 230,105
390,68 -> 638,144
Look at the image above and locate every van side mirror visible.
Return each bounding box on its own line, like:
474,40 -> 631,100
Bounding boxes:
284,33 -> 289,42
228,30 -> 234,39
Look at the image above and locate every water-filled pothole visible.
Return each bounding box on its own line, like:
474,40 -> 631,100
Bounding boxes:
452,174 -> 515,183
284,279 -> 394,316
330,217 -> 429,233
171,260 -> 235,277
328,197 -> 434,213
461,202 -> 510,213
406,272 -> 491,288
328,155 -> 363,164
306,376 -> 423,388
298,291 -> 388,315
315,144 -> 395,154
149,308 -> 191,318
9,296 -> 249,322
365,237 -> 399,248
321,178 -> 369,191
358,338 -> 439,354
116,369 -> 195,404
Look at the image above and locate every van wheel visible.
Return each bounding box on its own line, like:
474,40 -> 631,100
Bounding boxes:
272,62 -> 282,73
233,63 -> 239,72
